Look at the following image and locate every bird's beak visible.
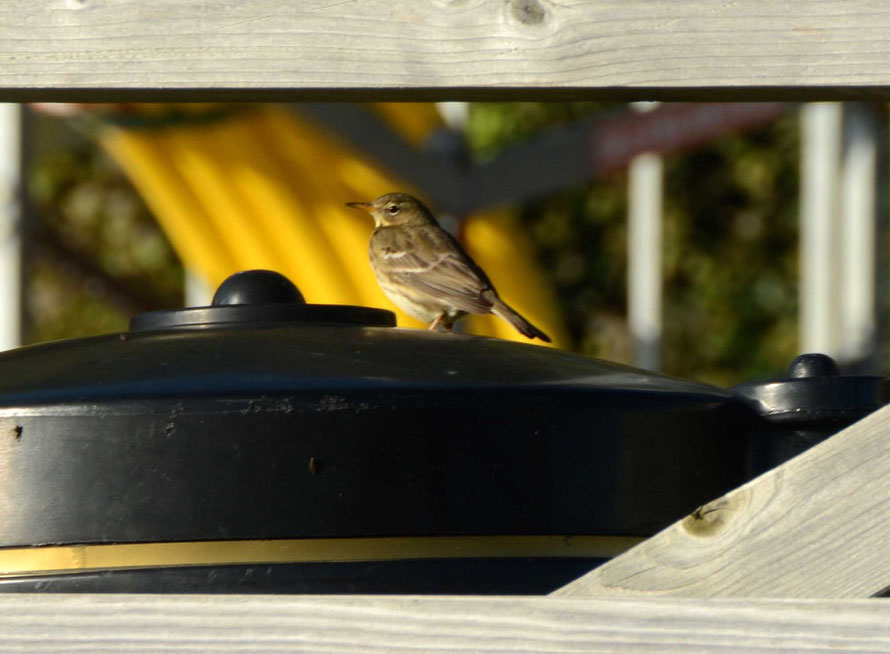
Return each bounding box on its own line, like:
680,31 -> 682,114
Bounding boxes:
346,201 -> 372,212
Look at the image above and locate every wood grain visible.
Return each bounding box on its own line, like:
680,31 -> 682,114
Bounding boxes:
1,594 -> 890,652
5,1 -> 890,100
555,403 -> 890,598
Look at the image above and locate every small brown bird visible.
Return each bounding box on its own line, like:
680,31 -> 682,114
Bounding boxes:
347,193 -> 551,342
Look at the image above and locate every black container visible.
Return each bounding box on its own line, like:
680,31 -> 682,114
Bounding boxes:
0,271 -> 882,594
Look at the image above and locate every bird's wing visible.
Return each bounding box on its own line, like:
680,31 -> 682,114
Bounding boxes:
373,226 -> 494,314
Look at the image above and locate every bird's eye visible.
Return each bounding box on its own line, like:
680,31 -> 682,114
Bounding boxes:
387,205 -> 400,215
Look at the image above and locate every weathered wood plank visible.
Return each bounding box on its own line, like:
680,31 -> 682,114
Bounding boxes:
555,403 -> 890,598
1,595 -> 890,652
5,1 -> 890,100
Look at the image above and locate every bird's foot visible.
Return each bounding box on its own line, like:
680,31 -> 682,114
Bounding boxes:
428,314 -> 445,331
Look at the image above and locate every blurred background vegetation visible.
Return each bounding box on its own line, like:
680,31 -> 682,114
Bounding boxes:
28,144 -> 182,343
25,103 -> 801,386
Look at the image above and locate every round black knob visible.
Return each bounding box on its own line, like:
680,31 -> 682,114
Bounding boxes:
212,270 -> 304,306
788,353 -> 840,378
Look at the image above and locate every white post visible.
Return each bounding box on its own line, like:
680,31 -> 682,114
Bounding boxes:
627,103 -> 663,371
839,104 -> 880,368
0,104 -> 22,351
800,103 -> 843,356
185,271 -> 213,307
435,102 -> 469,131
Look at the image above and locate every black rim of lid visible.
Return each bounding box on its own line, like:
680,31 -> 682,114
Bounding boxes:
130,304 -> 396,332
129,270 -> 396,331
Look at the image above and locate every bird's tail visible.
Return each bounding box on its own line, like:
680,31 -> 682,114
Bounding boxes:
491,299 -> 552,343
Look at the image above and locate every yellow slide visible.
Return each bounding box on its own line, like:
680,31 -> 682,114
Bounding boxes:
98,103 -> 567,346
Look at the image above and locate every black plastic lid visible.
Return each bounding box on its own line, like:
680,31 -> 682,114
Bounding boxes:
0,270 -> 732,402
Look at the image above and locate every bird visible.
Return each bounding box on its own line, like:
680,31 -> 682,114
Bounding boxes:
346,193 -> 551,342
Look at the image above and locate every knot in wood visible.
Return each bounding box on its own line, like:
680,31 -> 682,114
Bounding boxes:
682,495 -> 740,538
509,0 -> 546,25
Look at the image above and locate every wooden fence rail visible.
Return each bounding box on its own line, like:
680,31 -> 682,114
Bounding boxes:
2,594 -> 890,652
5,1 -> 890,101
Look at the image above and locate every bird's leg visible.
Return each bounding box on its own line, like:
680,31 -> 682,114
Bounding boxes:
428,313 -> 445,331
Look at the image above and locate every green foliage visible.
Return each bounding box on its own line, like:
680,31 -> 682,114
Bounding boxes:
662,121 -> 799,384
27,145 -> 182,343
465,103 -> 601,160
467,104 -> 800,385
27,261 -> 130,343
